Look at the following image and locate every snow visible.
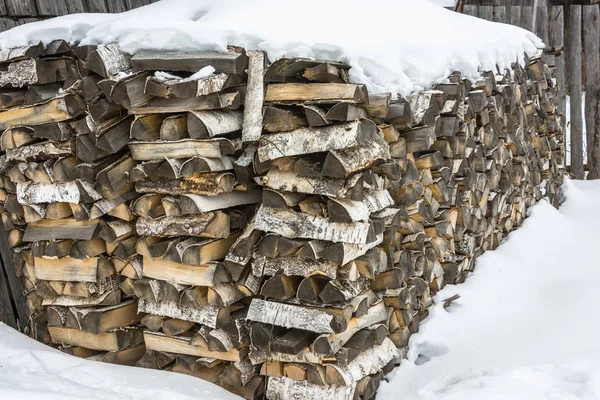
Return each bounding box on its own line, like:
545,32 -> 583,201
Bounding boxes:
0,321 -> 241,400
3,179 -> 600,399
378,178 -> 600,400
0,0 -> 543,96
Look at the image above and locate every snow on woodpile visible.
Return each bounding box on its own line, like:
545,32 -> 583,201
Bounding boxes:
0,0 -> 543,96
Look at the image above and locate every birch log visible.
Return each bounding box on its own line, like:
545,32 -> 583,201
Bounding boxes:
251,253 -> 338,279
257,120 -> 377,162
242,50 -> 266,142
137,298 -> 221,328
247,299 -> 345,334
135,212 -> 230,238
266,377 -> 355,400
255,205 -> 373,244
313,302 -> 387,355
325,338 -> 399,386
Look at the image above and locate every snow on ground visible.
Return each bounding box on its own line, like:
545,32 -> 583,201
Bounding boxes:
2,178 -> 599,400
378,178 -> 600,400
0,0 -> 542,96
0,322 -> 239,400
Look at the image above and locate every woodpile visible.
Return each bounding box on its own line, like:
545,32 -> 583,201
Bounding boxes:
0,39 -> 564,400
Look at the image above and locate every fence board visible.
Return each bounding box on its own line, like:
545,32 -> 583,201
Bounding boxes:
0,0 -> 6,15
510,6 -> 522,26
5,0 -> 37,16
0,262 -> 17,329
535,6 -> 550,45
494,6 -> 507,23
550,6 -> 567,140
84,0 -> 108,12
583,5 -> 600,178
521,6 -> 534,31
0,223 -> 27,330
66,0 -> 85,13
463,5 -> 478,17
479,6 -> 494,21
107,0 -> 128,13
36,0 -> 69,16
569,5 -> 584,178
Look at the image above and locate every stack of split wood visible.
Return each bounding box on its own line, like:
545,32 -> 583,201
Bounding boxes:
0,39 -> 564,400
0,41 -> 147,364
126,49 -> 264,399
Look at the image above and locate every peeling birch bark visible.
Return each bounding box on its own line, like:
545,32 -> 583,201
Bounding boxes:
242,50 -> 265,143
266,377 -> 355,400
257,120 -> 377,162
255,205 -> 372,244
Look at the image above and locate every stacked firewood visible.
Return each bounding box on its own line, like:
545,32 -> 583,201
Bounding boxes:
0,38 -> 563,400
126,49 -> 265,399
0,41 -> 145,362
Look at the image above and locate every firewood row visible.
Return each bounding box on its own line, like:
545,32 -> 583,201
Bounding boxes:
0,39 -> 564,400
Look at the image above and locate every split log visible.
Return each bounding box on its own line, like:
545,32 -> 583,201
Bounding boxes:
84,43 -> 131,78
128,91 -> 242,114
180,189 -> 261,214
0,95 -> 86,130
263,106 -> 308,132
252,253 -> 338,279
247,299 -> 346,334
313,302 -> 387,354
187,109 -> 243,138
129,139 -> 236,160
142,256 -> 230,287
242,50 -> 265,142
145,72 -> 244,98
23,218 -> 100,241
48,326 -> 142,352
265,83 -> 367,105
135,212 -> 230,238
325,338 -> 399,386
255,206 -> 374,245
34,256 -> 99,283
265,377 -> 355,400
137,298 -> 223,328
257,120 -> 377,162
131,49 -> 248,74
143,332 -> 243,361
135,174 -> 235,196
0,58 -> 72,87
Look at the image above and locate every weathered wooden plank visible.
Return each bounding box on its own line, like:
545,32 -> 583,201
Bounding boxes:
106,0 -> 128,13
583,5 -> 600,178
5,0 -> 37,16
550,6 -> 566,136
35,0 -> 69,16
242,50 -> 265,143
0,221 -> 25,329
510,5 -> 522,27
521,6 -> 534,31
478,5 -> 493,21
84,0 -> 108,12
462,5 -> 477,17
66,0 -> 86,13
535,6 -> 550,46
569,5 -> 584,178
494,6 -> 507,23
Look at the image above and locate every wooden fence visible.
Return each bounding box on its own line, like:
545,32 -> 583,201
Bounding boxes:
462,3 -> 600,179
0,0 -> 160,32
